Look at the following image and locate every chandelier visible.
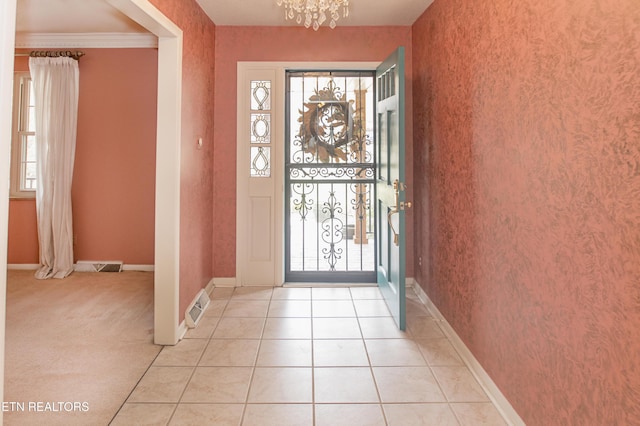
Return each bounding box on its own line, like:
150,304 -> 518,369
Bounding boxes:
276,0 -> 350,31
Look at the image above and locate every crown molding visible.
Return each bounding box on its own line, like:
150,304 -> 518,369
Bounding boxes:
14,32 -> 158,48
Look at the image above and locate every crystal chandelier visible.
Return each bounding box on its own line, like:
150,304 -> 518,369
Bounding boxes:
276,0 -> 350,31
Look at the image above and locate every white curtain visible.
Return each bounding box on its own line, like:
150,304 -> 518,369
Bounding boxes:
29,57 -> 79,279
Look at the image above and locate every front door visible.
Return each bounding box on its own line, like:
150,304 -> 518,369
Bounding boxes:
376,47 -> 407,330
285,71 -> 376,283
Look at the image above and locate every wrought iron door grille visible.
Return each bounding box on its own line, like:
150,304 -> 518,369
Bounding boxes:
286,71 -> 376,282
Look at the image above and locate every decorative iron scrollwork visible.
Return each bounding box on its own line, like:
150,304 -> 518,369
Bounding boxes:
350,183 -> 371,220
289,165 -> 374,181
321,190 -> 344,271
292,183 -> 314,220
286,72 -> 375,276
296,79 -> 361,163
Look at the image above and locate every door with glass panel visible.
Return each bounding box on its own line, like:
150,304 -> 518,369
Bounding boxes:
238,69 -> 281,286
285,71 -> 376,283
376,47 -> 407,330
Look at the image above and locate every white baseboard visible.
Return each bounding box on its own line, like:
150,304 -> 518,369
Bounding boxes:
122,264 -> 154,272
7,264 -> 38,270
8,263 -> 155,272
411,280 -> 525,426
205,278 -> 216,295
213,277 -> 237,287
177,320 -> 188,342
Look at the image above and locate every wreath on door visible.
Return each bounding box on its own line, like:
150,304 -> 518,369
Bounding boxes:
296,80 -> 360,163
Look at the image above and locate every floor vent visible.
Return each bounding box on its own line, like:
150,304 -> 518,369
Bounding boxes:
75,261 -> 124,273
186,289 -> 210,328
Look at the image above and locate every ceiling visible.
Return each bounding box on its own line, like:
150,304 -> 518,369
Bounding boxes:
15,0 -> 147,33
196,0 -> 434,27
15,0 -> 434,34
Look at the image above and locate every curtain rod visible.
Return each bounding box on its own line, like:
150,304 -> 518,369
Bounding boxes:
14,50 -> 85,60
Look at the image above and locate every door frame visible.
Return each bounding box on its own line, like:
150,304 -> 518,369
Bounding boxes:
0,0 -> 18,415
236,62 -> 378,287
107,0 -> 184,345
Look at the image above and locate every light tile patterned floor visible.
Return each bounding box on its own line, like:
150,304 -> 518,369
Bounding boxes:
112,286 -> 508,425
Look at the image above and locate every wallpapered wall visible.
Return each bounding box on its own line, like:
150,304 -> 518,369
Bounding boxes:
150,0 -> 216,317
8,49 -> 157,266
213,26 -> 414,278
412,0 -> 640,423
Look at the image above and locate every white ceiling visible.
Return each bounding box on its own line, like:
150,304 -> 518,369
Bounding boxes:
15,0 -> 147,33
15,0 -> 434,34
196,0 -> 434,27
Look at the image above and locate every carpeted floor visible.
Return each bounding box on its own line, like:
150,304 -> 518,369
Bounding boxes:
4,270 -> 162,426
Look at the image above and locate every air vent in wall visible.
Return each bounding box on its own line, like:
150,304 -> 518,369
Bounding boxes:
75,261 -> 124,272
186,289 -> 210,328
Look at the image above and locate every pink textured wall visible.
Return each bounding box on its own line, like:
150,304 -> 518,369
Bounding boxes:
7,200 -> 37,263
74,49 -> 157,265
8,49 -> 157,265
149,0 -> 216,317
412,0 -> 640,424
214,26 -> 414,278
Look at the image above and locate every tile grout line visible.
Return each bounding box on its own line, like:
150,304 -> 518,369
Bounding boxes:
353,292 -> 391,425
408,286 -> 462,426
121,286 -> 500,424
165,295 -> 231,425
108,346 -> 167,425
238,288 -> 272,425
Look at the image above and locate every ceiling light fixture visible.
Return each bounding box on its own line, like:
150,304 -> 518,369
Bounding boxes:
276,0 -> 350,31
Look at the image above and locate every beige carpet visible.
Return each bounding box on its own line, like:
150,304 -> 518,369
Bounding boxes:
4,270 -> 162,426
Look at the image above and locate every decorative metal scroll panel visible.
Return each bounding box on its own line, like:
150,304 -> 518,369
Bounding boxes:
286,71 -> 376,280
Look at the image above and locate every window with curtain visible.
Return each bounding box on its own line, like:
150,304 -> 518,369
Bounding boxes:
29,55 -> 80,279
10,72 -> 37,198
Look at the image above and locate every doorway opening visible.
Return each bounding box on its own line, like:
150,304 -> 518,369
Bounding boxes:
285,71 -> 376,283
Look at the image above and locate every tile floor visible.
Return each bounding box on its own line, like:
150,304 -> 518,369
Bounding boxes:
111,286 -> 508,425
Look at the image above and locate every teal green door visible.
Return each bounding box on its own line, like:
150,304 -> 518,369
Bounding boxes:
376,47 -> 407,330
